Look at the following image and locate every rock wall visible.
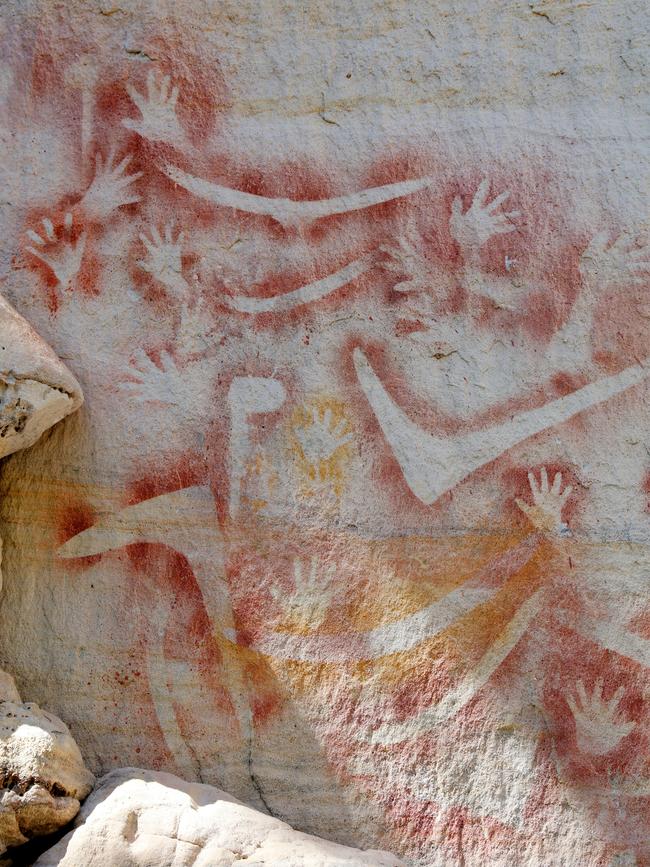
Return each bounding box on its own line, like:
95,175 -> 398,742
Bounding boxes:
0,2 -> 648,864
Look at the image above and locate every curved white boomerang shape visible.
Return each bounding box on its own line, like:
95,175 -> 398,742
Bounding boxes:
57,485 -> 232,635
145,615 -> 202,781
366,589 -> 543,745
222,255 -> 374,314
58,486 -> 264,805
353,348 -> 650,505
229,535 -> 540,663
237,586 -> 493,664
164,163 -> 434,227
581,619 -> 650,669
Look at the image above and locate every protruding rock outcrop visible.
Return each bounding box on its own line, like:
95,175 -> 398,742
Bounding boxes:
0,685 -> 94,858
0,294 -> 83,460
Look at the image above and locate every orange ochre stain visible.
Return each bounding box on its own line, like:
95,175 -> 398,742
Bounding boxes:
288,395 -> 354,497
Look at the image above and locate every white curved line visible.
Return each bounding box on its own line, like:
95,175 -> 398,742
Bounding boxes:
367,589 -> 543,745
164,163 -> 434,227
57,485 -> 257,789
244,586 -> 492,663
223,255 -> 374,313
57,486 -> 232,634
582,620 -> 650,669
145,618 -> 202,780
354,348 -> 650,505
236,536 -> 539,663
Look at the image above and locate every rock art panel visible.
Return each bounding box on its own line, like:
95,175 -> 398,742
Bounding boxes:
0,2 -> 648,866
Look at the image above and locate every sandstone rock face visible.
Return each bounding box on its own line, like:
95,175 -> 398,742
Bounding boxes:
0,295 -> 83,460
0,698 -> 94,856
0,1 -> 649,865
35,768 -> 404,866
0,674 -> 20,706
0,285 -> 86,858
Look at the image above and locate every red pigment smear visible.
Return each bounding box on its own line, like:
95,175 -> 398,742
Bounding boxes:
125,451 -> 210,508
125,543 -> 235,721
593,291 -> 650,373
20,208 -> 74,310
108,545 -> 236,768
56,497 -> 101,571
225,551 -> 271,644
394,318 -> 428,337
163,563 -> 234,720
628,608 -> 650,640
250,691 -> 284,727
335,320 -> 623,520
238,646 -> 286,728
383,792 -> 440,854
360,150 -> 441,226
364,150 -> 589,340
198,155 -> 350,243
385,659 -> 455,724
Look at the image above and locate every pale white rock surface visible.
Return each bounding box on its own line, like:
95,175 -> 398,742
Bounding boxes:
0,700 -> 94,856
35,768 -> 404,867
0,294 -> 83,460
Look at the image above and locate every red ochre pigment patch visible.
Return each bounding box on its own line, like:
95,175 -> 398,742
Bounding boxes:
56,497 -> 102,571
125,451 -> 210,507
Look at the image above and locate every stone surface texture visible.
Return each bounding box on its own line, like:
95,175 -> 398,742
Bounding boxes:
0,295 -> 83,461
0,674 -> 20,706
0,691 -> 94,856
0,293 -> 85,859
0,1 -> 649,865
35,768 -> 404,866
